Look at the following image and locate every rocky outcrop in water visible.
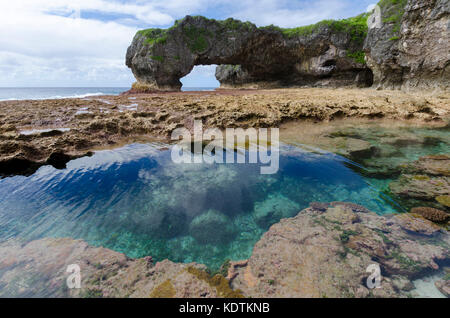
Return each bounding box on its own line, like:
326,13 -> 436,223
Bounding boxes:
126,15 -> 372,91
230,202 -> 449,298
389,155 -> 450,212
364,0 -> 449,91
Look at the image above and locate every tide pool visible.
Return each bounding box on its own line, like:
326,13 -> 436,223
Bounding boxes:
0,142 -> 402,269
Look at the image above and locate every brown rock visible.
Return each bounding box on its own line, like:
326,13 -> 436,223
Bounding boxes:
410,207 -> 449,223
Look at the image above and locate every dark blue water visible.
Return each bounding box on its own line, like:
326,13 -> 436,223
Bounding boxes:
0,143 -> 400,268
0,87 -> 128,101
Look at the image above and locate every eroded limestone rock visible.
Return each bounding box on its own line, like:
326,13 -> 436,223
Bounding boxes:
126,15 -> 370,91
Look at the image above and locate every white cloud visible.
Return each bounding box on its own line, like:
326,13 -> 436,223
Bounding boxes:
227,0 -> 353,28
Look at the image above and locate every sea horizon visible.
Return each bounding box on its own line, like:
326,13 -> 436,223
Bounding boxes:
0,86 -> 218,101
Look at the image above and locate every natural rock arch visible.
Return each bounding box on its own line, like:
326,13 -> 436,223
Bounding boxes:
126,15 -> 372,92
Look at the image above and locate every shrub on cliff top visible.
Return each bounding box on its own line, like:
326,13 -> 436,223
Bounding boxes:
378,0 -> 408,34
279,13 -> 369,44
136,13 -> 369,60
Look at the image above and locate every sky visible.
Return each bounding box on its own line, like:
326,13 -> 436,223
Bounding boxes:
0,0 -> 377,88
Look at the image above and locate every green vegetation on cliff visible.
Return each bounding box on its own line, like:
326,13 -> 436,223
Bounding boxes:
137,28 -> 168,46
378,0 -> 407,34
136,14 -> 369,63
137,16 -> 256,54
137,14 -> 368,48
278,13 -> 369,44
182,25 -> 213,53
347,51 -> 366,64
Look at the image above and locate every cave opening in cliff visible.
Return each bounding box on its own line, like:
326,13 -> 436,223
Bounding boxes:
180,65 -> 220,91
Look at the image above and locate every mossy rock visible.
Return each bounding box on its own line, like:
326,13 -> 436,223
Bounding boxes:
186,266 -> 244,298
150,279 -> 176,298
436,195 -> 450,208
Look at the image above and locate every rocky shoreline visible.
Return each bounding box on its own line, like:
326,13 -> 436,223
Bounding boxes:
0,88 -> 449,177
0,202 -> 448,298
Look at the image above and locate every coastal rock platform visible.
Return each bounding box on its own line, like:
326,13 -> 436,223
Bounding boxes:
0,88 -> 448,177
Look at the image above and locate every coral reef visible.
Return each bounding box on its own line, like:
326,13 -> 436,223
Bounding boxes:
230,202 -> 449,297
188,210 -> 234,244
252,193 -> 300,229
410,207 -> 449,223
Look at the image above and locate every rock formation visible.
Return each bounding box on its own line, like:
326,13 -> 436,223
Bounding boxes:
364,0 -> 449,90
126,0 -> 449,92
126,15 -> 372,91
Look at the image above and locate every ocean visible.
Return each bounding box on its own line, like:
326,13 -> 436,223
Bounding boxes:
0,87 -> 217,101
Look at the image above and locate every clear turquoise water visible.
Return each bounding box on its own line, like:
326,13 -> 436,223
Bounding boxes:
0,142 -> 402,269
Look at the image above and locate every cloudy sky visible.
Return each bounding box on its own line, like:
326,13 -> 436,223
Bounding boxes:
0,0 -> 376,88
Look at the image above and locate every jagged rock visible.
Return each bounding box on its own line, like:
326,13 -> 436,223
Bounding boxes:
126,15 -> 371,91
364,0 -> 450,91
215,65 -> 256,89
0,238 -> 218,298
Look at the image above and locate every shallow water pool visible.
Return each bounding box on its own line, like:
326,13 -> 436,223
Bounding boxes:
0,142 -> 403,269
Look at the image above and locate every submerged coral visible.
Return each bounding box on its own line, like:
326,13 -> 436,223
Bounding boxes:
410,207 -> 449,223
188,210 -> 234,244
252,193 -> 300,229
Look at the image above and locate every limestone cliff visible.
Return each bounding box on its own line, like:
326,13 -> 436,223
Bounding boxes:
364,0 -> 449,90
126,15 -> 372,91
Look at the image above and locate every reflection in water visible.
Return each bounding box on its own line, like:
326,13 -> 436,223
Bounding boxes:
0,143 -> 401,268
